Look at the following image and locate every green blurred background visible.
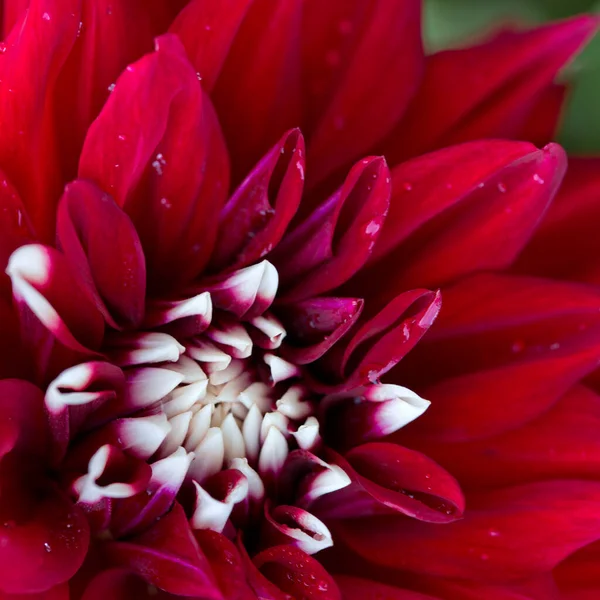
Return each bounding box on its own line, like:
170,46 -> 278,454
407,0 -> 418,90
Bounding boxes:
424,0 -> 600,153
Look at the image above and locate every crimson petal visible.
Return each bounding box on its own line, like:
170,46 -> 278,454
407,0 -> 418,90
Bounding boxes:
383,15 -> 597,162
56,180 -> 146,329
335,576 -> 441,600
302,0 -> 423,184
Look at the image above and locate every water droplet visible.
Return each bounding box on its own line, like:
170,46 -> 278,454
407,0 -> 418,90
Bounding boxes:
160,197 -> 172,209
117,134 -> 126,141
204,24 -> 212,31
77,21 -> 83,37
489,529 -> 500,537
42,12 -> 51,21
44,542 -> 52,552
532,173 -> 545,184
107,83 -> 116,92
402,182 -> 413,191
296,160 -> 304,180
0,43 -> 7,54
196,72 -> 203,81
549,342 -> 560,350
497,182 -> 507,193
476,182 -> 485,189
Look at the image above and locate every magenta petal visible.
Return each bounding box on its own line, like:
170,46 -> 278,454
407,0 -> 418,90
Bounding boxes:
0,0 -> 81,241
170,0 -> 252,92
105,502 -> 220,598
210,129 -> 305,272
80,568 -> 168,600
335,577 -> 441,600
302,0 -> 423,184
253,545 -> 341,600
56,180 -> 146,328
194,530 -> 256,600
1,2 -> 28,39
211,0 -> 302,182
0,460 -> 89,594
274,156 -> 390,302
336,480 -> 600,583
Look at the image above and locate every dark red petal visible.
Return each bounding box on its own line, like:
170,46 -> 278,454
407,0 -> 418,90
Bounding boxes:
319,445 -> 464,524
79,34 -> 229,289
554,541 -> 600,600
55,1 -> 157,181
170,0 -> 252,92
335,480 -> 600,582
516,84 -> 567,147
406,385 -> 600,491
0,0 -> 80,241
395,273 -> 600,441
105,502 -> 220,598
194,530 -> 256,599
211,0 -> 302,183
210,129 -> 304,272
253,545 -> 341,600
56,180 -> 146,329
383,16 -> 597,162
0,379 -> 47,460
277,297 -> 363,364
0,459 -> 89,594
80,569 -> 174,600
273,156 -> 390,302
335,576 -> 440,600
313,289 -> 440,391
359,141 -> 565,297
302,0 -> 423,184
515,158 -> 600,286
1,1 -> 28,39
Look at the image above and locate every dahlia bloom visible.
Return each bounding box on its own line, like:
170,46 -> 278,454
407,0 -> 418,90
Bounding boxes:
0,1 -> 599,599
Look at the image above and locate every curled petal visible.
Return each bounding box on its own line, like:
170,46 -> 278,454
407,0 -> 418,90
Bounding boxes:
274,156 -> 390,301
262,503 -> 333,555
314,289 -> 441,391
6,244 -> 104,381
319,444 -> 464,523
45,361 -> 125,462
322,383 -> 430,449
105,332 -> 185,368
142,292 -> 212,338
199,260 -> 278,319
252,545 -> 341,599
210,129 -> 305,271
106,502 -> 220,597
72,444 -> 151,505
56,180 -> 146,329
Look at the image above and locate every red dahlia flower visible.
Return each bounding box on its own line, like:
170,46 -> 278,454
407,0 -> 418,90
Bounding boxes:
0,1 -> 598,599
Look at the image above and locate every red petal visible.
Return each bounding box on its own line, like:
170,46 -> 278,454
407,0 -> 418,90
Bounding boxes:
335,576 -> 440,600
335,480 -> 600,582
56,180 -> 146,329
210,129 -> 304,272
383,16 -> 597,162
253,545 -> 341,600
319,444 -> 464,524
394,273 -> 600,441
81,568 -> 174,600
554,541 -> 600,600
515,158 -> 600,286
194,530 -> 256,600
359,141 -> 566,297
516,84 -> 567,148
170,0 -> 252,92
405,385 -> 600,491
79,34 -> 229,290
105,503 -> 220,598
273,156 -> 390,302
0,459 -> 89,594
1,2 -> 28,39
313,289 -> 440,390
211,0 -> 302,183
302,0 -> 423,185
0,0 -> 80,241
55,1 -> 157,181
